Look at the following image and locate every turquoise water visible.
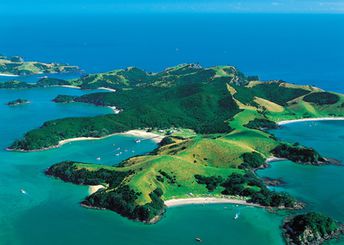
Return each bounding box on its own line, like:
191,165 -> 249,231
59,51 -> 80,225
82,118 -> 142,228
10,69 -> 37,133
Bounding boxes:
1,87 -> 343,244
258,121 -> 344,244
0,86 -> 286,245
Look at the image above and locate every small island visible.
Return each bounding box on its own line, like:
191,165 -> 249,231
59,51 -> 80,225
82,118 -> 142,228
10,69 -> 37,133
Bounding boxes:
283,212 -> 344,244
6,98 -> 30,106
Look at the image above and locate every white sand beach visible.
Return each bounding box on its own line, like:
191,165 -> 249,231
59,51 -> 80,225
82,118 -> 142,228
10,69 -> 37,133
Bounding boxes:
164,197 -> 261,208
0,73 -> 19,77
59,85 -> 81,89
278,117 -> 344,125
88,185 -> 105,195
123,130 -> 164,143
57,129 -> 163,148
265,157 -> 286,163
98,87 -> 116,92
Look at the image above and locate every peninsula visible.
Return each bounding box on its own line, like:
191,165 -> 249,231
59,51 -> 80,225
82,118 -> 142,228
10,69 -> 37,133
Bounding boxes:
8,64 -> 344,226
0,54 -> 80,76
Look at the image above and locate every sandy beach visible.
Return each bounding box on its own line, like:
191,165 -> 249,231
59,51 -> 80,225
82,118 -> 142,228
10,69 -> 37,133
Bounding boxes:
265,157 -> 286,163
0,73 -> 19,77
57,129 -> 163,148
164,197 -> 261,208
124,130 -> 164,143
88,185 -> 105,195
277,117 -> 344,125
59,85 -> 81,89
98,87 -> 116,92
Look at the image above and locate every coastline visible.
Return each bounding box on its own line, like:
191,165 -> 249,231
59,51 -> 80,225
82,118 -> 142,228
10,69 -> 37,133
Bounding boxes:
59,85 -> 81,89
164,197 -> 262,208
58,85 -> 117,92
7,129 -> 164,152
88,185 -> 105,195
277,117 -> 344,125
58,130 -> 164,146
265,157 -> 286,163
0,73 -> 19,77
98,87 -> 116,92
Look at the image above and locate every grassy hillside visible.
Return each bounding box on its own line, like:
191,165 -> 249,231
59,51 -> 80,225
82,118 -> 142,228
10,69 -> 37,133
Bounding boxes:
9,64 -> 344,223
65,64 -> 249,90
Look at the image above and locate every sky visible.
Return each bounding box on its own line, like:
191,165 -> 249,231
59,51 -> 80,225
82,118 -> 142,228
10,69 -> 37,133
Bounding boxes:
0,0 -> 344,14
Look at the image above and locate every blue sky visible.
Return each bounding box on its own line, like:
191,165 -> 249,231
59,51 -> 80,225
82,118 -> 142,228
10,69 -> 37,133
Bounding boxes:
1,0 -> 344,14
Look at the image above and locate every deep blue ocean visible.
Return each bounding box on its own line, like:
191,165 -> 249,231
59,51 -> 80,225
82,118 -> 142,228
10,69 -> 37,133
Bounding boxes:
0,13 -> 343,92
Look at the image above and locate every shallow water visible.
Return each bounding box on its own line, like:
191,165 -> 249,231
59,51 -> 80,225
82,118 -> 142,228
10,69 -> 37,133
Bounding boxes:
0,86 -> 287,245
0,87 -> 343,244
258,121 -> 344,244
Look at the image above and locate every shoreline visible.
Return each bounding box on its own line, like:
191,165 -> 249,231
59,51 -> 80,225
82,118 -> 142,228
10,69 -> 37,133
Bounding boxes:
8,129 -> 164,152
58,130 -> 164,146
88,185 -> 105,195
0,73 -> 19,77
265,156 -> 286,163
58,130 -> 163,147
59,85 -> 116,93
277,117 -> 344,125
164,197 -> 262,208
59,85 -> 81,89
98,87 -> 116,92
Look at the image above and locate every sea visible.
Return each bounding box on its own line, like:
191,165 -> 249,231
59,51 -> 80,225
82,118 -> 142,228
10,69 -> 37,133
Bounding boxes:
0,13 -> 343,244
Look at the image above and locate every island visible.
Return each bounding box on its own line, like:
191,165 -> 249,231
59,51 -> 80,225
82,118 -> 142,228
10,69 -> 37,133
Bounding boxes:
7,64 -> 344,227
283,212 -> 344,244
6,98 -> 30,106
0,54 -> 80,76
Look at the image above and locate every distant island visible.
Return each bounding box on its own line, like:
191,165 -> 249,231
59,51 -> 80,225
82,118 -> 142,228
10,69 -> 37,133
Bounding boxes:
7,63 -> 344,237
0,54 -> 80,76
6,98 -> 30,106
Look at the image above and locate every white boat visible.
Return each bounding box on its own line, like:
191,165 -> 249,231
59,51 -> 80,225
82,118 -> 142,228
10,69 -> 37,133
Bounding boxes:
96,157 -> 101,161
234,213 -> 240,220
195,237 -> 202,242
20,189 -> 27,195
135,139 -> 141,143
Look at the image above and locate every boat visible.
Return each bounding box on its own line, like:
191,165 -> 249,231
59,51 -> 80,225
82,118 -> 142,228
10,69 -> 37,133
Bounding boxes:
96,157 -> 101,161
195,237 -> 202,242
234,213 -> 240,220
20,189 -> 27,195
135,139 -> 141,143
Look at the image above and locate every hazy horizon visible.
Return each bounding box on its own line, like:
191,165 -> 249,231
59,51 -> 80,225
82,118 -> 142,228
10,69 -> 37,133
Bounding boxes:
1,0 -> 344,14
